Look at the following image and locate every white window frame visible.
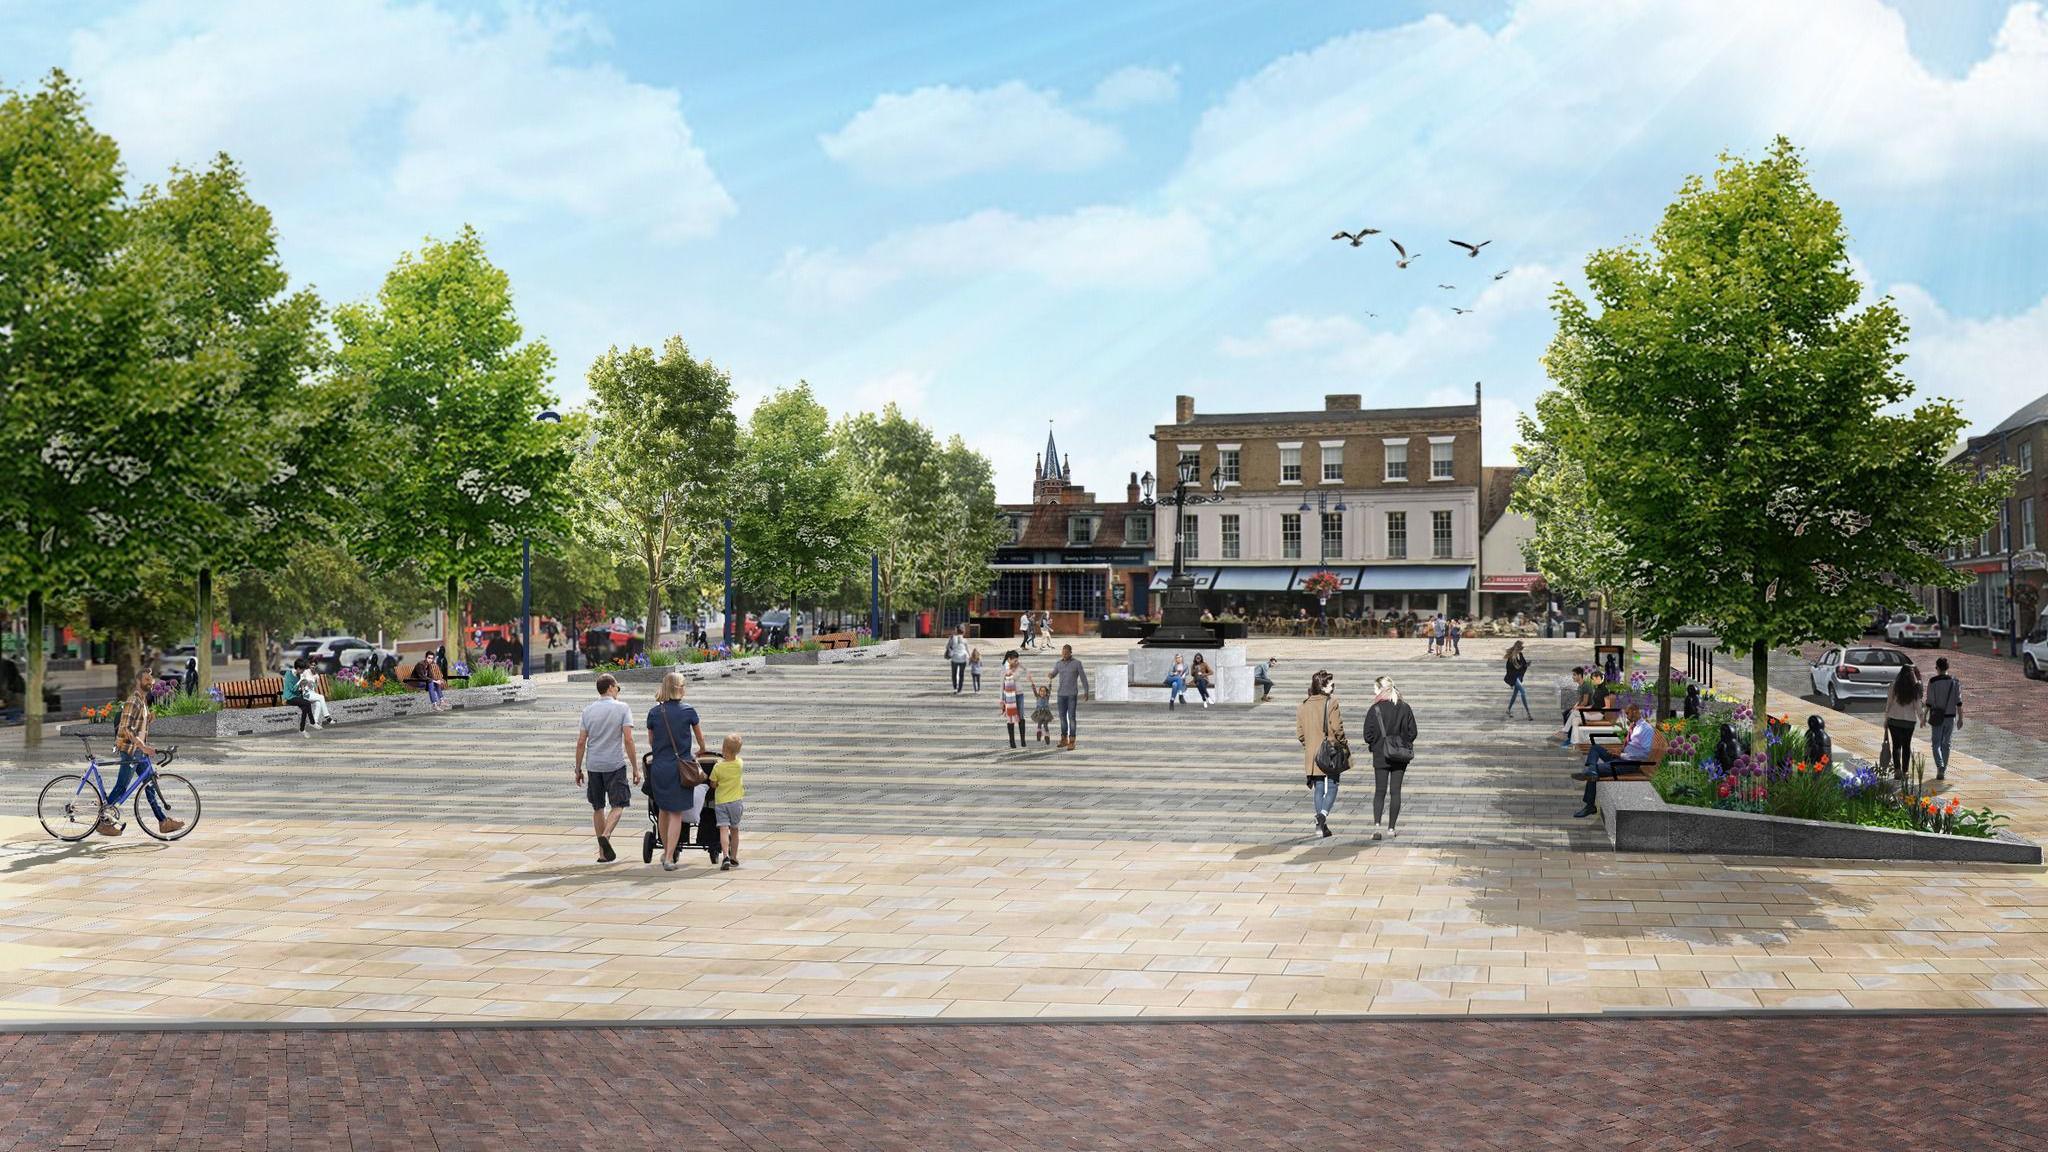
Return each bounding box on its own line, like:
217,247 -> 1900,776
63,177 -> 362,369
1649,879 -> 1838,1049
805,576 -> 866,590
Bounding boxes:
1428,435 -> 1455,481
1320,511 -> 1344,559
2023,497 -> 2036,550
1320,440 -> 1345,484
1126,513 -> 1151,546
1281,512 -> 1302,560
1069,517 -> 1096,547
2022,441 -> 2034,476
1431,509 -> 1454,559
1278,441 -> 1303,486
1216,444 -> 1241,487
1382,438 -> 1409,483
1220,513 -> 1241,559
1181,512 -> 1199,560
1177,444 -> 1202,488
1386,511 -> 1406,560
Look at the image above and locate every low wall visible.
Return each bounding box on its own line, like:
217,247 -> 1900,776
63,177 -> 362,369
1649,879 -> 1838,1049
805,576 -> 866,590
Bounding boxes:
1598,780 -> 2042,865
765,639 -> 902,666
567,656 -> 767,684
59,682 -> 538,741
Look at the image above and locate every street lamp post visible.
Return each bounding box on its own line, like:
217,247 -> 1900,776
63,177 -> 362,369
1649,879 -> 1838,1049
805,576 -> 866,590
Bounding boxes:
1299,489 -> 1348,636
521,407 -> 561,680
1138,461 -> 1227,649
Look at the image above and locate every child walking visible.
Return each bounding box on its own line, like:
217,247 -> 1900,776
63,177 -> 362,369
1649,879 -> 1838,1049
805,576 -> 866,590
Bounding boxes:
968,647 -> 983,692
1031,683 -> 1054,744
710,733 -> 746,871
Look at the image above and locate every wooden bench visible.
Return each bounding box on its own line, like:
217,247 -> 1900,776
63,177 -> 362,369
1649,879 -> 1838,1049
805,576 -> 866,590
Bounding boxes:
816,631 -> 858,651
217,674 -> 332,710
1574,729 -> 1668,783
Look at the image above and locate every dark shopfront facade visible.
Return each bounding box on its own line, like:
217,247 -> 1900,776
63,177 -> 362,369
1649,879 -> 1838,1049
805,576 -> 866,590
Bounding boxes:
1175,564 -> 1474,625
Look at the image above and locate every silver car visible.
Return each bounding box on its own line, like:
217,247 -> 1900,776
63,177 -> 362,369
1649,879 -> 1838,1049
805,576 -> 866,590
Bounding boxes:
1809,645 -> 1911,710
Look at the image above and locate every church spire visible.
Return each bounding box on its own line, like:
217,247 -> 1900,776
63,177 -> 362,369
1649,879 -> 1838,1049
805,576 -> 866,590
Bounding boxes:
1043,423 -> 1063,480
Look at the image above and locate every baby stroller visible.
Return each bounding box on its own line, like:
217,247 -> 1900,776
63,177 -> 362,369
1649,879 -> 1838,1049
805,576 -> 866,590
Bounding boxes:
639,751 -> 724,865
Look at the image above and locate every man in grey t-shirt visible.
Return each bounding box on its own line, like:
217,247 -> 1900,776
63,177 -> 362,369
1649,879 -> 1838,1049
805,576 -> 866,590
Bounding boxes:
575,673 -> 640,863
1049,644 -> 1091,751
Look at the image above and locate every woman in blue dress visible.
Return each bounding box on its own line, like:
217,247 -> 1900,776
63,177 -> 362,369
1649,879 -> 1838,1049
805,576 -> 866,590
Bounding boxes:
646,672 -> 710,870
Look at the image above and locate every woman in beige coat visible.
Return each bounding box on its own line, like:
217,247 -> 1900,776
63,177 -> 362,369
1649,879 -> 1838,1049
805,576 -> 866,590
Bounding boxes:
1294,669 -> 1344,838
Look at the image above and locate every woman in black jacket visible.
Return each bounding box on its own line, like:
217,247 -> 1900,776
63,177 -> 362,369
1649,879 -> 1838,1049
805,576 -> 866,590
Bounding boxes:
1503,641 -> 1532,720
1362,675 -> 1418,840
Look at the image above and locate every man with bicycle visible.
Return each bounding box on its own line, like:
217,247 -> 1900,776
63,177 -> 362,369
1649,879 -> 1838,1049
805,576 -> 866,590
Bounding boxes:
104,677 -> 183,838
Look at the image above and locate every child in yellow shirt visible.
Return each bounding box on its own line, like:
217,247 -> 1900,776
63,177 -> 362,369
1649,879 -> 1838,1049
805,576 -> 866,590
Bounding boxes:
710,733 -> 745,870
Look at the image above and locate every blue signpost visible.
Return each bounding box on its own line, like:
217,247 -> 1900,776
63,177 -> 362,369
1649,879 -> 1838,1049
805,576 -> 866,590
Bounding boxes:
723,518 -> 735,649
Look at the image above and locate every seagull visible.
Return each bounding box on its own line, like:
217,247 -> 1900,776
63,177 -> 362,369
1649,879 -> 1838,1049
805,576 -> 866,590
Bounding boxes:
1331,228 -> 1381,247
1390,239 -> 1419,269
1450,240 -> 1492,257
1452,306 -> 1473,315
1492,270 -> 1509,281
1437,283 -> 1456,290
1363,311 -> 1378,318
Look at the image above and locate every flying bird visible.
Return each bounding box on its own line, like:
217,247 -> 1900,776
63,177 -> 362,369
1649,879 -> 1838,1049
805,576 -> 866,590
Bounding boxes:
1389,239 -> 1419,269
1437,283 -> 1456,290
1450,240 -> 1492,257
1331,228 -> 1381,246
1452,306 -> 1473,315
1363,311 -> 1378,318
1492,270 -> 1509,281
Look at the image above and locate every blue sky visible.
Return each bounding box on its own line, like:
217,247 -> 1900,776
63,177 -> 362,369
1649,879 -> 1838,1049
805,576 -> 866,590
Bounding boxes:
5,0 -> 2045,501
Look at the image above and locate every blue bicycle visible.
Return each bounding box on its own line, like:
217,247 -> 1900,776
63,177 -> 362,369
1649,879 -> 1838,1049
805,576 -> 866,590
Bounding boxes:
38,736 -> 201,843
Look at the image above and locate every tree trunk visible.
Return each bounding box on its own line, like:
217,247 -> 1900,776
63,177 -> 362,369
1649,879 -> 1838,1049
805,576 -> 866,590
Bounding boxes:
195,566 -> 216,695
1623,616 -> 1635,670
645,544 -> 664,654
24,590 -> 45,747
446,575 -> 464,669
1750,638 -> 1770,754
245,624 -> 265,678
1657,634 -> 1673,720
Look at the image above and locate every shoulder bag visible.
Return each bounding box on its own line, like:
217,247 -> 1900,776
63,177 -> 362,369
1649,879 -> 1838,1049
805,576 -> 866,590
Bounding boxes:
1378,702 -> 1415,768
1313,698 -> 1351,777
661,704 -> 708,786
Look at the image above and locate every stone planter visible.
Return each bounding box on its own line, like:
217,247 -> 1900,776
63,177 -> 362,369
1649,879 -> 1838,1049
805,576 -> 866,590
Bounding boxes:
567,656 -> 767,685
1099,619 -> 1153,640
58,682 -> 538,741
1597,779 -> 2042,864
764,639 -> 902,666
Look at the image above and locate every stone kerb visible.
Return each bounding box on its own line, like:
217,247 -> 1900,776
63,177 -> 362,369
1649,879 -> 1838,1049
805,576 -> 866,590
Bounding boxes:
567,656 -> 768,685
1598,779 -> 2043,864
57,681 -> 538,741
766,639 -> 902,667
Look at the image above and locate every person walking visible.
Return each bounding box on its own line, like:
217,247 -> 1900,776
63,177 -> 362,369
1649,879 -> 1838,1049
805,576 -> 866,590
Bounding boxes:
1018,612 -> 1035,650
1883,663 -> 1923,779
1925,657 -> 1962,781
1189,653 -> 1213,708
1503,641 -> 1533,720
1049,643 -> 1091,750
1362,675 -> 1417,839
1295,670 -> 1348,837
710,733 -> 746,871
1433,615 -> 1449,658
1037,614 -> 1054,650
945,626 -> 970,694
968,647 -> 983,692
574,673 -> 640,863
999,652 -> 1035,749
102,676 -> 184,838
1166,654 -> 1188,710
646,671 -> 710,870
1423,616 -> 1437,657
1448,618 -> 1462,656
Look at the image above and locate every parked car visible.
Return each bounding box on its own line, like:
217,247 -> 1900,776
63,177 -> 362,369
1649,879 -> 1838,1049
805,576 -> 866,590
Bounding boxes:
155,644 -> 201,678
1862,608 -> 1890,635
2023,607 -> 2048,680
1883,614 -> 1942,648
282,635 -> 387,674
1808,645 -> 1912,710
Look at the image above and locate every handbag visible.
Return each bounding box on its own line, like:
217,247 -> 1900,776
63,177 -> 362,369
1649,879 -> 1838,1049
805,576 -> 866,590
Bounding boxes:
1377,701 -> 1415,768
1313,698 -> 1351,777
661,704 -> 707,786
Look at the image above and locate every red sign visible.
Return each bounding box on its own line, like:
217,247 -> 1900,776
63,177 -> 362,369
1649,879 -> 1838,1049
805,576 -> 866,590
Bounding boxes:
1480,575 -> 1543,593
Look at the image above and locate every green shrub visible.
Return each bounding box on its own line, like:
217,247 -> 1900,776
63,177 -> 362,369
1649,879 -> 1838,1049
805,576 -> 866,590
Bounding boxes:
650,651 -> 679,666
467,665 -> 511,688
155,692 -> 222,717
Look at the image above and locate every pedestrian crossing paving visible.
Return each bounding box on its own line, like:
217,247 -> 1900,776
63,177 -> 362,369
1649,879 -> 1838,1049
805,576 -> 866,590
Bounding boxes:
1,638 -> 1608,850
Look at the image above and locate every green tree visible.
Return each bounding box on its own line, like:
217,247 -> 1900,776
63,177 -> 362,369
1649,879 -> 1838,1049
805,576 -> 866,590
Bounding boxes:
927,436 -> 1005,618
574,337 -> 735,652
1537,138 -> 2003,748
835,404 -> 944,628
224,544 -> 437,675
336,227 -> 575,668
732,384 -> 875,614
129,155 -> 343,694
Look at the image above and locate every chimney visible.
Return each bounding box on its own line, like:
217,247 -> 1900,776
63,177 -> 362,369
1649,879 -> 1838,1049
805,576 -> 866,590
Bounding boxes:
1475,380 -> 1483,405
1175,394 -> 1195,423
1325,394 -> 1361,412
1127,471 -> 1141,503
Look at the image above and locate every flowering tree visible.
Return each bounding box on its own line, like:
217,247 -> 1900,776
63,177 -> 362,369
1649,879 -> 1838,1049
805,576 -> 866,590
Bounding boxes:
337,227 -> 575,667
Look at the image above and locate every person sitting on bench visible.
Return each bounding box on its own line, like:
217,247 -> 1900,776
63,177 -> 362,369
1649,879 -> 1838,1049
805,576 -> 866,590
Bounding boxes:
1571,704 -> 1652,818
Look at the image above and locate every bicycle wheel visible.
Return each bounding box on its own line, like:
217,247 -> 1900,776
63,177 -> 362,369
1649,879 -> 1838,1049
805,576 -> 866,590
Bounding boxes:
37,775 -> 104,842
135,774 -> 201,842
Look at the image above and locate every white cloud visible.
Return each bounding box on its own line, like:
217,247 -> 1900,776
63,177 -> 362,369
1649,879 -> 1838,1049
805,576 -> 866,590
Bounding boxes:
849,369 -> 933,417
1090,65 -> 1181,111
1892,283 -> 2048,433
819,80 -> 1121,184
67,0 -> 733,242
776,205 -> 1212,303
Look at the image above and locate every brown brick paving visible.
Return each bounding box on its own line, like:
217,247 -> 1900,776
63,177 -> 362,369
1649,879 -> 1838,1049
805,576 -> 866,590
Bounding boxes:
3,1015 -> 2044,1151
1797,637 -> 2048,744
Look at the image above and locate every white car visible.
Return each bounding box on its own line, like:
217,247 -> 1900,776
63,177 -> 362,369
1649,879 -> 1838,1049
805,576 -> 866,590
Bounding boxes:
283,635 -> 390,674
1884,614 -> 1942,648
1809,645 -> 1912,710
2024,608 -> 2048,680
155,644 -> 202,678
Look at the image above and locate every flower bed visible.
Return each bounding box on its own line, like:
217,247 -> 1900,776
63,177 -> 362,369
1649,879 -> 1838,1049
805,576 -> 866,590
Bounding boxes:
60,681 -> 536,740
766,638 -> 900,666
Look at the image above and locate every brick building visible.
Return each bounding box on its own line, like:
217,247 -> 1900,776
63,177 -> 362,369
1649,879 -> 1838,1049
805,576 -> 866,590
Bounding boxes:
1929,391 -> 2048,643
973,429 -> 1158,635
1152,389 -> 1482,618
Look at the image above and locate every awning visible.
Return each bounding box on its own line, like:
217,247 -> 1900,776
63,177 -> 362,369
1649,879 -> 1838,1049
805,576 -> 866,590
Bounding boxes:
1480,574 -> 1543,593
1356,565 -> 1473,592
1288,568 -> 1360,592
1150,568 -> 1219,591
1212,566 -> 1297,592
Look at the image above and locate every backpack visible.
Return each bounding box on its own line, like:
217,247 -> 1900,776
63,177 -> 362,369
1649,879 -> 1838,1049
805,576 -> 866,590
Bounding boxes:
1375,701 -> 1415,768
